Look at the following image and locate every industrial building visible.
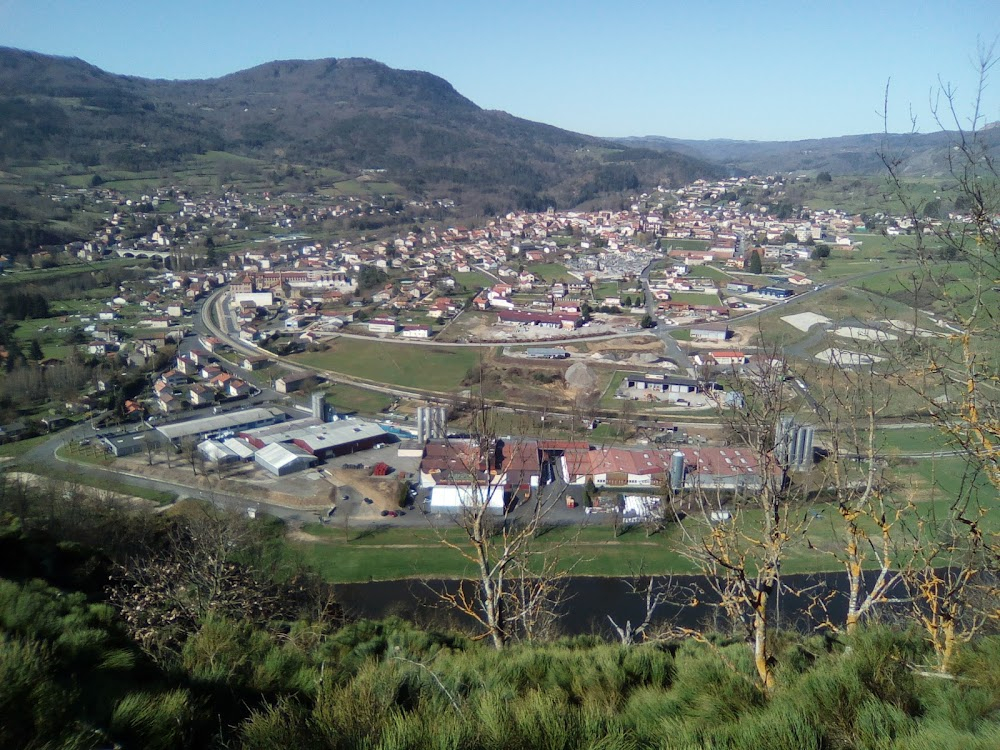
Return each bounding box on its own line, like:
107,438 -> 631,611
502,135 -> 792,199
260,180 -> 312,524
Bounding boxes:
561,445 -> 766,491
155,407 -> 286,445
240,417 -> 387,458
99,432 -> 150,457
427,483 -> 506,512
197,439 -> 243,466
254,443 -> 317,476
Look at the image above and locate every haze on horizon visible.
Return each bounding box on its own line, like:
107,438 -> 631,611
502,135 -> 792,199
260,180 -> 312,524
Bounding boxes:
1,0 -> 997,143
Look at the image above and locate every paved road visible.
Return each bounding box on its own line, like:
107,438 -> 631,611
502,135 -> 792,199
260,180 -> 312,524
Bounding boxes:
638,260 -> 697,377
16,420 -> 323,522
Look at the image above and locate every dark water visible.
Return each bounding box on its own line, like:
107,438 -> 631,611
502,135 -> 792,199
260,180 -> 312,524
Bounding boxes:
336,571 -> 899,638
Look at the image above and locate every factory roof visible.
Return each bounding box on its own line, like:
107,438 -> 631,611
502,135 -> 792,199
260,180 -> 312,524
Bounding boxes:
156,407 -> 286,441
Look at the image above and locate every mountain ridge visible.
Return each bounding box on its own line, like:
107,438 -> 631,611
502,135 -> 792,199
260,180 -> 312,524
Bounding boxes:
0,47 -> 720,210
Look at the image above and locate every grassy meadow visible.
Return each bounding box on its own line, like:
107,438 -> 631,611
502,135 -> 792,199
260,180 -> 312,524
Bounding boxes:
292,338 -> 484,392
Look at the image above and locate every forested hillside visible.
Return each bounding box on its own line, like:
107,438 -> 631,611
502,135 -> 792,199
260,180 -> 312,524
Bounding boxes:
0,47 -> 720,211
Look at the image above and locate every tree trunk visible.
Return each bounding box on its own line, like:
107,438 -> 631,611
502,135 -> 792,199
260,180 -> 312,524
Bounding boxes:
752,600 -> 773,691
846,560 -> 862,634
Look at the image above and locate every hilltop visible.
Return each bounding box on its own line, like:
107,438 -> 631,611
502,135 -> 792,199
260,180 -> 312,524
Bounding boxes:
0,47 -> 720,211
616,129 -> 1000,177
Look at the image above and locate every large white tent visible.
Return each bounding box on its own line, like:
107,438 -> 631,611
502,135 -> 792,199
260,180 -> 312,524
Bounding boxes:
428,483 -> 506,512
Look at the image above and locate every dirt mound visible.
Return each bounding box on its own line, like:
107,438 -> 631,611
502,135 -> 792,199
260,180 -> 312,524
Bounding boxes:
565,361 -> 597,391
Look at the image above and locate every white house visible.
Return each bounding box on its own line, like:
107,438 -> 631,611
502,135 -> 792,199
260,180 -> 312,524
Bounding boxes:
368,317 -> 398,334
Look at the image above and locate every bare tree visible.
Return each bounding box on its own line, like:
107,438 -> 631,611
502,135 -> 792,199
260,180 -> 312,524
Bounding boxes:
677,350 -> 808,691
607,570 -> 686,646
107,502 -> 301,661
878,43 -> 1000,668
809,362 -> 907,633
431,398 -> 565,648
143,432 -> 157,466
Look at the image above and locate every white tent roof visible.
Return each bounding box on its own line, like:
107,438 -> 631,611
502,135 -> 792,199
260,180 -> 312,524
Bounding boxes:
429,483 -> 505,512
222,437 -> 256,459
197,439 -> 237,462
255,442 -> 313,470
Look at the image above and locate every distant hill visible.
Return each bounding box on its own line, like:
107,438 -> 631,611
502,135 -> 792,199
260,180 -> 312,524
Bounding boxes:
0,47 -> 721,210
615,130 -> 1000,177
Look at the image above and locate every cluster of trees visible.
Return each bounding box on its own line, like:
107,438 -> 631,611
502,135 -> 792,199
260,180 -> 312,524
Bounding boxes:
0,290 -> 49,320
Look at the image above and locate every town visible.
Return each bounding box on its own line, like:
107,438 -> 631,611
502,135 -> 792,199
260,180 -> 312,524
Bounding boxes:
0,169 -> 955,530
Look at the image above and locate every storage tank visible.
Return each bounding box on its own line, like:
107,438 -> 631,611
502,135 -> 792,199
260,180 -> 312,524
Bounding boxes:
311,391 -> 328,422
775,416 -> 795,465
798,426 -> 815,470
670,451 -> 686,491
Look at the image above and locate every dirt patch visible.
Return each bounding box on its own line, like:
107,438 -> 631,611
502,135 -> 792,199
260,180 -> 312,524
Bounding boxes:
287,528 -> 325,543
814,348 -> 884,366
5,472 -> 159,509
782,312 -> 832,331
563,336 -> 661,355
323,466 -> 403,509
832,326 -> 898,342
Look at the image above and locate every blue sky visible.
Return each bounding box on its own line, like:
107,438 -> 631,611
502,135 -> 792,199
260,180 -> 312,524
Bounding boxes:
2,0 -> 997,141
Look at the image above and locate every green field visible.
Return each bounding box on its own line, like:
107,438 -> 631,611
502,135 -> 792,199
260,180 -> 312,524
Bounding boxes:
875,426 -> 956,455
663,239 -> 710,252
292,338 -> 484,392
324,384 -> 395,415
592,281 -> 620,300
290,523 -> 693,583
0,434 -> 50,459
524,263 -> 578,283
686,265 -> 732,282
453,270 -> 495,292
667,291 -> 722,305
0,257 -> 151,288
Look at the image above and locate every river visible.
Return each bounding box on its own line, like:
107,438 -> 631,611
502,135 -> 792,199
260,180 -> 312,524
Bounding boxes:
336,571 -> 902,638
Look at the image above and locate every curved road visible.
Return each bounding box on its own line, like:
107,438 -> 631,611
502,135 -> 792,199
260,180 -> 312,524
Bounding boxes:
15,420 -> 318,522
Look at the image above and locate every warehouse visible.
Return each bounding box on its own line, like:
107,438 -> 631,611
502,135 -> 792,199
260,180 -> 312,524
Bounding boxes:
254,442 -> 316,476
241,417 -> 387,458
290,420 -> 388,458
156,407 -> 286,445
197,439 -> 242,466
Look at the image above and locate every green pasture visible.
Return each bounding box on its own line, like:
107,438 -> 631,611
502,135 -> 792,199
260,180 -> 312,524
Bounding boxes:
663,239 -> 710,252
0,434 -> 50,459
667,291 -> 722,305
687,265 -> 731,282
324,384 -> 395,415
592,281 -> 620,300
289,523 -> 694,583
524,263 -> 578,283
454,270 -> 495,291
292,338 -> 483,392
